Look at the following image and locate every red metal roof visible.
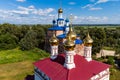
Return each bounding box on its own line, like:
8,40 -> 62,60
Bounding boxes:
33,54 -> 110,80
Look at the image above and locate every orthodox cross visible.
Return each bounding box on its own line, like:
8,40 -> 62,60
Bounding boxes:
69,14 -> 74,26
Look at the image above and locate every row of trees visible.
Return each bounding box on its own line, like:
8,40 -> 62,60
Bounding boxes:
0,23 -> 120,55
0,23 -> 50,50
74,26 -> 120,54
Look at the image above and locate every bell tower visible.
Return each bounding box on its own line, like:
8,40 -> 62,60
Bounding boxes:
64,35 -> 76,69
57,8 -> 64,27
49,33 -> 59,60
58,8 -> 63,19
83,33 -> 93,61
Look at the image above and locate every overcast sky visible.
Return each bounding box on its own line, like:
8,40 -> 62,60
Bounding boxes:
0,0 -> 120,24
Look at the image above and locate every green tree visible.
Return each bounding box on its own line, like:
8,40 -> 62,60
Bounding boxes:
107,56 -> 114,65
0,34 -> 17,50
19,30 -> 38,50
32,25 -> 46,49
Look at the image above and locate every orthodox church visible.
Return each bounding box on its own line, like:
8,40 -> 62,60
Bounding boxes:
34,8 -> 110,80
44,8 -> 84,55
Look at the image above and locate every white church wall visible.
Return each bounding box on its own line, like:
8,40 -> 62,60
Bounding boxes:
90,68 -> 110,80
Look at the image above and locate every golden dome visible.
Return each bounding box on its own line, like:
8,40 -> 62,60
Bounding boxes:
49,34 -> 59,46
67,26 -> 76,40
84,33 -> 93,44
58,8 -> 63,13
64,36 -> 75,51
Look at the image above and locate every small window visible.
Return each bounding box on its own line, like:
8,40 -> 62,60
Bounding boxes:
59,21 -> 61,24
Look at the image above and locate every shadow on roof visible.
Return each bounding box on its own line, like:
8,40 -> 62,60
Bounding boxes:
53,54 -> 65,65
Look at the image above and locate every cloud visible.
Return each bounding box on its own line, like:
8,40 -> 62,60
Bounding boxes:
82,0 -> 108,10
28,5 -> 35,9
82,4 -> 93,9
0,8 -> 119,24
12,10 -> 29,15
84,0 -> 120,10
18,5 -> 35,11
17,5 -> 54,16
82,4 -> 102,11
32,8 -> 54,16
68,2 -> 76,5
82,0 -> 120,10
89,7 -> 102,10
73,16 -> 109,24
96,0 -> 109,4
0,5 -> 55,24
16,0 -> 26,2
96,0 -> 120,4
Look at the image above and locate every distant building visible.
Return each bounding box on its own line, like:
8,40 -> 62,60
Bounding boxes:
96,49 -> 116,58
34,8 -> 110,79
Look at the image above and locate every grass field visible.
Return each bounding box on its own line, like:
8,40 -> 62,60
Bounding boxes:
0,48 -> 49,64
110,66 -> 120,80
0,61 -> 34,80
0,48 -> 49,80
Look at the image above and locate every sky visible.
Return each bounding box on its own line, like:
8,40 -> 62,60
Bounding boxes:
0,0 -> 120,24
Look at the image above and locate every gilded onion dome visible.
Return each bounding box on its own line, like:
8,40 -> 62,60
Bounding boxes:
49,34 -> 59,46
67,26 -> 76,40
84,33 -> 93,44
64,36 -> 75,51
58,8 -> 63,13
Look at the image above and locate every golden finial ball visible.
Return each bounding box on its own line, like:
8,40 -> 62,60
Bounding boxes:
58,8 -> 63,13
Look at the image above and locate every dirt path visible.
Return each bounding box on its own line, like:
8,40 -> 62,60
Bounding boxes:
0,61 -> 34,80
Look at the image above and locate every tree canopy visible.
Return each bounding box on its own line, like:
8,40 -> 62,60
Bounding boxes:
0,23 -> 119,54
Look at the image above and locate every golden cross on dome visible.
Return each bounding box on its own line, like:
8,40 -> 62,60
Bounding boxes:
69,14 -> 74,26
